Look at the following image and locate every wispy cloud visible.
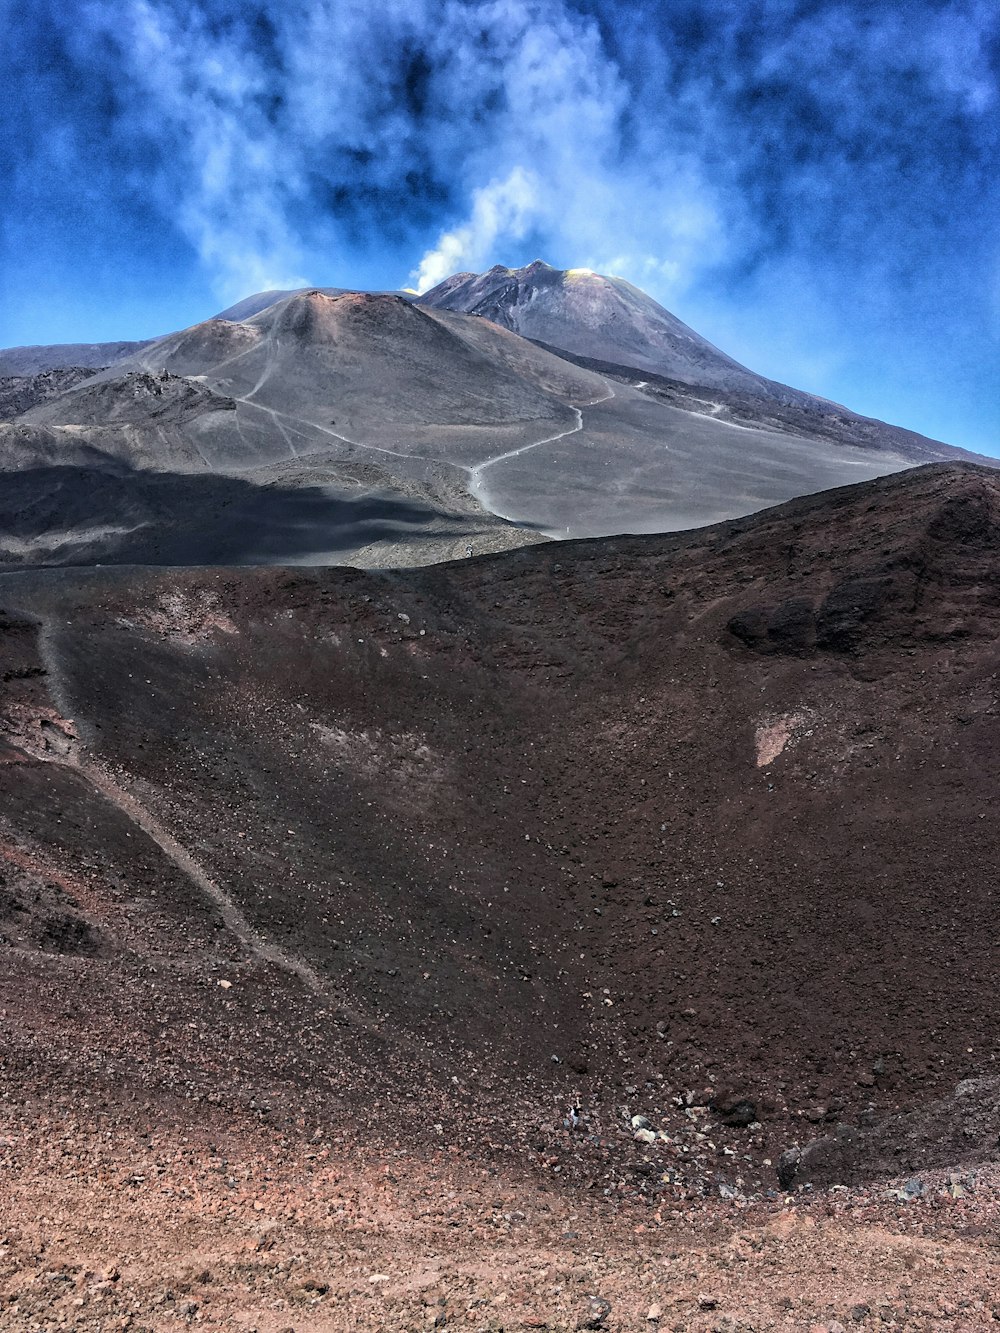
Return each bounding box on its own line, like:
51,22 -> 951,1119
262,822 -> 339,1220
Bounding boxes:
71,0 -> 731,303
53,0 -> 997,315
83,0 -> 310,300
409,1 -> 725,295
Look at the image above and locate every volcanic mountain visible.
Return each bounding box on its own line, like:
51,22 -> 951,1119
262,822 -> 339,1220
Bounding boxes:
0,271 -> 992,568
420,258 -> 770,391
418,261 -> 990,454
0,338 -> 153,377
1,290 -> 607,566
2,346 -> 1000,1325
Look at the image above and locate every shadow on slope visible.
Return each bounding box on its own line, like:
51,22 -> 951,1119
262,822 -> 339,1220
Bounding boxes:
0,464 -> 465,567
2,464 -> 1000,1194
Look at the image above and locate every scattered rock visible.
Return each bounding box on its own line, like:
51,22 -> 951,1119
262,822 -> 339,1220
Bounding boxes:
777,1147 -> 800,1190
895,1177 -> 926,1202
576,1295 -> 612,1329
722,1100 -> 757,1128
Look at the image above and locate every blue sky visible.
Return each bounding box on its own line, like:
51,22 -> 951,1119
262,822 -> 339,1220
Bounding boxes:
2,0 -> 998,453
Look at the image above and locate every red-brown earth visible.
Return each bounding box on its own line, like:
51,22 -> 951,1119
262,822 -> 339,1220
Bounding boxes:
1,461 -> 999,1328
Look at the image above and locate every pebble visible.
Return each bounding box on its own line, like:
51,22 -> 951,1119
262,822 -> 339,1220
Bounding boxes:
576,1295 -> 612,1329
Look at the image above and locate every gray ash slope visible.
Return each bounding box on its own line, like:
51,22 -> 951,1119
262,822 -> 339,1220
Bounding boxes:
0,339 -> 153,377
0,271 -> 993,567
536,341 -> 989,466
419,261 -> 985,461
419,259 -> 763,391
0,367 -> 99,420
213,284 -> 409,321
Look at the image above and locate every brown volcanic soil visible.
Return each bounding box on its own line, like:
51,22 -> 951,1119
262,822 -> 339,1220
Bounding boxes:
1,461 -> 1000,1324
2,1105 -> 998,1332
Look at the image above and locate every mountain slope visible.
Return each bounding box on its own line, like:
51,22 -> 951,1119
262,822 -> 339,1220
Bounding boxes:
0,367 -> 98,418
1,276 -> 993,567
539,341 -> 991,466
0,339 -> 153,377
0,291 -> 612,567
24,290 -> 604,460
2,462 -> 1000,1198
418,259 -> 775,391
213,284 -> 410,321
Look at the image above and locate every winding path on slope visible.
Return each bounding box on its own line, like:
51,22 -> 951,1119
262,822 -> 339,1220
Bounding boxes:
17,616 -> 506,1075
229,380 -> 618,526
467,385 -> 617,513
82,763 -> 328,995
25,619 -> 328,996
150,323 -> 619,519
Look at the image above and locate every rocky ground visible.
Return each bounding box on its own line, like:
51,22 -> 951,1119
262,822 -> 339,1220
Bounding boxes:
1,1096 -> 998,1332
2,461 -> 1000,1327
0,368 -> 99,420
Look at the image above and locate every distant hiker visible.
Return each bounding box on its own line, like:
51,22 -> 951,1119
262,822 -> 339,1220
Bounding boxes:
465,542 -> 474,558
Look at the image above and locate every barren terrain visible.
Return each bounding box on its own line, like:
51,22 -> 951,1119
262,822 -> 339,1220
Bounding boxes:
1,462 -> 999,1325
2,275 -> 991,569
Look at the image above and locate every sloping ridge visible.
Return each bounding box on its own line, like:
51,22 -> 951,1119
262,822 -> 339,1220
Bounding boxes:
0,339 -> 154,377
20,370 -> 236,429
1,278 -> 992,570
116,289 -> 591,433
2,463 -> 1000,1193
418,260 -> 993,470
536,340 -> 995,468
214,284 -> 412,321
419,259 -> 769,391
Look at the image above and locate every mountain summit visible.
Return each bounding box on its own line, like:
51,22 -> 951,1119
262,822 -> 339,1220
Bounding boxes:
418,259 -> 767,392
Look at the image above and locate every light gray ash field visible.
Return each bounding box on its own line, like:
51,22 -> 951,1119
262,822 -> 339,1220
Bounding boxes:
1,263 -> 989,570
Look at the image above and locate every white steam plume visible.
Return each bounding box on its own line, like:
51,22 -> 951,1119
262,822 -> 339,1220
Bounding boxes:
414,167 -> 538,292
85,0 -> 310,301
411,0 -> 724,297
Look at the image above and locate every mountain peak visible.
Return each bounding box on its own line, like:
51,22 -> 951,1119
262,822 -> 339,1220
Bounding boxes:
417,261 -> 762,390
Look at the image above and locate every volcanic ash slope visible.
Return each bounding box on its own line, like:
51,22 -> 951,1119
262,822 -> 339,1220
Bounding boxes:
1,277 -> 992,566
1,462 -> 999,1194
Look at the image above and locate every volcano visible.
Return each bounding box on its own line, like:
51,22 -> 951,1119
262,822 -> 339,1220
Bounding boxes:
419,258 -> 771,391
2,273 -> 992,569
0,257 -> 998,1322
1,465 -> 1000,1329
